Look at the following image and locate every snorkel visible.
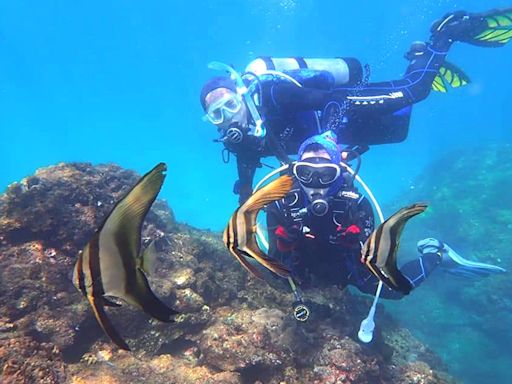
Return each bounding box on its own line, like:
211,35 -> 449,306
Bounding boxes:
208,61 -> 266,138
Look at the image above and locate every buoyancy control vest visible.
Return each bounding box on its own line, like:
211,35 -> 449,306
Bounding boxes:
276,178 -> 372,245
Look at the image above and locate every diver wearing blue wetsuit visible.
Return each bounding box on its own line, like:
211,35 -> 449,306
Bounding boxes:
265,132 -> 506,301
200,8 -> 512,204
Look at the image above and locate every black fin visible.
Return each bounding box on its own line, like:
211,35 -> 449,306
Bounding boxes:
127,269 -> 179,322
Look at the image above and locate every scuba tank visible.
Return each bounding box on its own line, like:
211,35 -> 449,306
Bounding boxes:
245,56 -> 363,87
209,57 -> 363,142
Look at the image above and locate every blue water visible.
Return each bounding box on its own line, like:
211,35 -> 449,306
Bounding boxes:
1,1 -> 511,382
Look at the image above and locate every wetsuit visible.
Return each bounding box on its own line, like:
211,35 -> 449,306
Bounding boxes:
228,34 -> 453,204
266,178 -> 441,299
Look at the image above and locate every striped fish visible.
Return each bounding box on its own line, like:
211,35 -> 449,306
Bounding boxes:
73,162 -> 178,351
224,175 -> 293,279
361,203 -> 428,295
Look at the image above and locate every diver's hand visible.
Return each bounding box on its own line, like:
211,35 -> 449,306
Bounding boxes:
331,224 -> 361,245
275,225 -> 301,252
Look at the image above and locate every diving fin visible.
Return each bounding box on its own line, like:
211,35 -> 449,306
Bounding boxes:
432,61 -> 471,92
431,8 -> 512,47
417,238 -> 506,278
472,8 -> 512,47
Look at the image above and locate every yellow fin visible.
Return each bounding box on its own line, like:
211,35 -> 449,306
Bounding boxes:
432,61 -> 470,93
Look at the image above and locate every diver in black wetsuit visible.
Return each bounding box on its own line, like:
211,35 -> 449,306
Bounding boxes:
200,8 -> 512,204
264,132 -> 505,305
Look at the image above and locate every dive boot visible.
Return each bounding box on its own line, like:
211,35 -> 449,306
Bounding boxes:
404,40 -> 471,92
417,238 -> 506,278
431,8 -> 512,47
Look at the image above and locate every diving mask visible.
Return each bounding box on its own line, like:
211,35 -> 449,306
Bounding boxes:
204,93 -> 243,125
293,158 -> 341,189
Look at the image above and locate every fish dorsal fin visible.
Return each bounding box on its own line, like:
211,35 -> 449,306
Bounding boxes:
241,175 -> 294,215
139,240 -> 158,277
101,163 -> 166,265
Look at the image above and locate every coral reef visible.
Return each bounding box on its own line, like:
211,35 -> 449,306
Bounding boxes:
0,336 -> 66,384
385,144 -> 512,383
0,162 -> 458,383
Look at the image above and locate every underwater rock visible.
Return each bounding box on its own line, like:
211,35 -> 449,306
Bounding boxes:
394,361 -> 456,384
199,307 -> 292,372
174,288 -> 205,313
0,336 -> 66,384
387,144 -> 511,382
67,349 -> 242,384
312,335 -> 380,383
0,162 -> 457,383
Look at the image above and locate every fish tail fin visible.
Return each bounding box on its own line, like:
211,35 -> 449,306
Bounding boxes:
88,295 -> 131,351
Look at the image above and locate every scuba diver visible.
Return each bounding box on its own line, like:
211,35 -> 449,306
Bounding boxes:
200,8 -> 512,204
262,131 -> 506,329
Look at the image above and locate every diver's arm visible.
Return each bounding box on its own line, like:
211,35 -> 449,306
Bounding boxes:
266,202 -> 283,259
269,82 -> 333,111
235,154 -> 259,205
266,201 -> 291,261
266,200 -> 301,261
